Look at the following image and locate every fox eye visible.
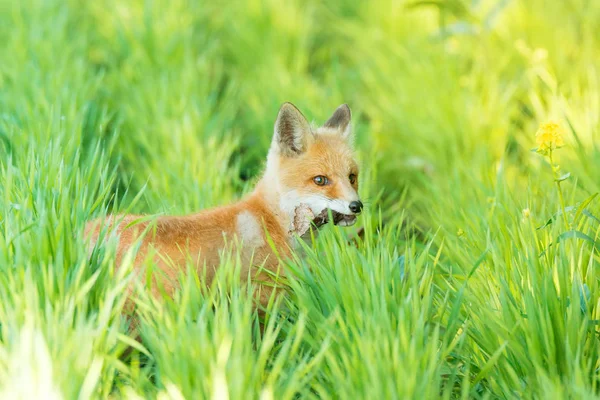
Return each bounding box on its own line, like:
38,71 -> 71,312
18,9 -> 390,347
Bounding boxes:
349,174 -> 357,184
313,175 -> 329,186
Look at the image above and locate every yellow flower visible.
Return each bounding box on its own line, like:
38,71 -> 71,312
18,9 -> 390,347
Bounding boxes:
536,120 -> 565,154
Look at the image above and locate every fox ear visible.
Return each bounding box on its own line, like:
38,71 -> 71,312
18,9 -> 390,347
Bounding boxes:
323,104 -> 352,140
273,102 -> 312,156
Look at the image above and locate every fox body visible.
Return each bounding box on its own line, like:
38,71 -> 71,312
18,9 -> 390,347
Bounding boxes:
85,103 -> 363,308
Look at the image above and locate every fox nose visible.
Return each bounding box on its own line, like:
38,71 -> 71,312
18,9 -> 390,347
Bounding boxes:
349,200 -> 363,214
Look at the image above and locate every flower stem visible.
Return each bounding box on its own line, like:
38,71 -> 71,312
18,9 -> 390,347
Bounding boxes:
549,151 -> 569,228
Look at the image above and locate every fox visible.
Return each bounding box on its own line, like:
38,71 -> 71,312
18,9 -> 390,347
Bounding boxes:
85,102 -> 363,313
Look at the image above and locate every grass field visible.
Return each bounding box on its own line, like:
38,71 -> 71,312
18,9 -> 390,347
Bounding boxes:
1,0 -> 600,398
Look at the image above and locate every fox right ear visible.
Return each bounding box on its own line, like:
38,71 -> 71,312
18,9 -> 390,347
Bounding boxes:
273,103 -> 312,156
323,104 -> 352,140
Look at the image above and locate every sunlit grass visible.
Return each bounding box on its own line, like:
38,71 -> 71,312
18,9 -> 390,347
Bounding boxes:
1,0 -> 600,398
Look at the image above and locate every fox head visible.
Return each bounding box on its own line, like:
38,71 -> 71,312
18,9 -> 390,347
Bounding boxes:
264,102 -> 362,227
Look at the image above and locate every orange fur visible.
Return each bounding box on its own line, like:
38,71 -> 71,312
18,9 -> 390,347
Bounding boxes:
85,103 -> 361,316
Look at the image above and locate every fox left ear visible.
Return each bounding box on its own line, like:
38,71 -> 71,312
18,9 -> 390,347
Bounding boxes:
324,104 -> 352,140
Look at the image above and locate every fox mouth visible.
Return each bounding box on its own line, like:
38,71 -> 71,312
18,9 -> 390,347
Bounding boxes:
312,209 -> 358,227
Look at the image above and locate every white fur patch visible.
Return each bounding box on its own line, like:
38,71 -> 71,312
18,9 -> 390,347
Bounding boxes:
279,190 -> 358,223
236,211 -> 265,247
280,191 -> 327,218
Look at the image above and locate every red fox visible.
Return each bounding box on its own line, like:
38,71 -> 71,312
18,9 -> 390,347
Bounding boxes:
85,103 -> 362,309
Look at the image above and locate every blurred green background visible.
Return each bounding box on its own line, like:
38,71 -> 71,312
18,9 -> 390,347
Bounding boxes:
1,0 -> 600,398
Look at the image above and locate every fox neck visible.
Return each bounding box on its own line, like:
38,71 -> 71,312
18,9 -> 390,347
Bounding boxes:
252,174 -> 292,233
251,151 -> 297,234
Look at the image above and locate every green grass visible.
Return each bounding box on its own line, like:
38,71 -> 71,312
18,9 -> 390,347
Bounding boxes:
1,0 -> 600,398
